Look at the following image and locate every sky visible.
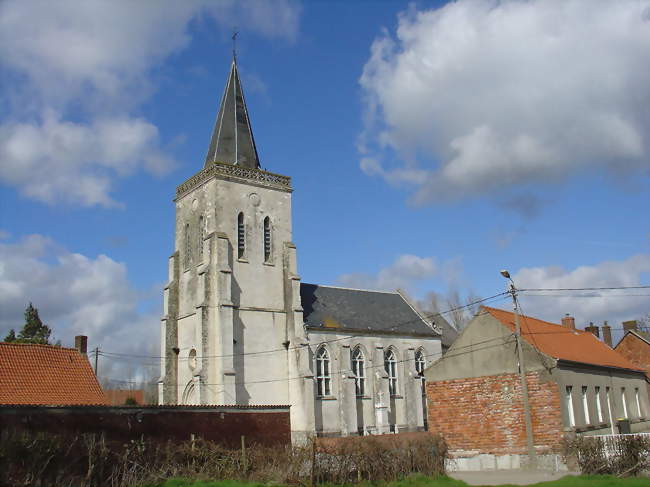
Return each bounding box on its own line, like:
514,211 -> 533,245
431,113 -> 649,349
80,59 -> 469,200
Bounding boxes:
1,0 -> 649,383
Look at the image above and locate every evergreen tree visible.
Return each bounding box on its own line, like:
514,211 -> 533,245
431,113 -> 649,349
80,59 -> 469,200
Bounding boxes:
8,303 -> 53,345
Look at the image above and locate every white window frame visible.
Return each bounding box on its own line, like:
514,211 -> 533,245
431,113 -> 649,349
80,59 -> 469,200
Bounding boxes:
351,347 -> 365,397
635,388 -> 642,418
606,387 -> 615,434
566,386 -> 575,427
316,346 -> 331,397
582,386 -> 590,425
621,387 -> 628,418
595,386 -> 603,423
384,349 -> 398,396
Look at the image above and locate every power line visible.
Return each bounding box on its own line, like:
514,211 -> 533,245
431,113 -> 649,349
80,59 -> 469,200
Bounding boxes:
97,292 -> 510,361
520,285 -> 650,292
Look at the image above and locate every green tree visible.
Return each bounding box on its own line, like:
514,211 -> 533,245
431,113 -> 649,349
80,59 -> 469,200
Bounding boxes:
4,303 -> 53,344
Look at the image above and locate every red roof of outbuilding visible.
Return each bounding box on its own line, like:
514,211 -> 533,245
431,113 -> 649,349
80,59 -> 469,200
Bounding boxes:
0,342 -> 108,405
483,306 -> 644,372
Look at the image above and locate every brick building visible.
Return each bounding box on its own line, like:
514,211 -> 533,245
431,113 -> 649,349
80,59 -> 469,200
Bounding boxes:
424,307 -> 650,469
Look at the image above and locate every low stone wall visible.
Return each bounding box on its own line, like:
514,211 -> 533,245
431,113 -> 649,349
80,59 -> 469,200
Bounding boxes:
0,404 -> 290,447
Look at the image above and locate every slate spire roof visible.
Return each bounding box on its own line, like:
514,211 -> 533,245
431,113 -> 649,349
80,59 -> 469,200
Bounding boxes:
205,55 -> 261,169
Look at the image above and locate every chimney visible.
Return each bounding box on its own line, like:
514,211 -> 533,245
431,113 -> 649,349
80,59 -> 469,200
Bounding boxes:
622,320 -> 638,333
602,321 -> 612,347
561,314 -> 576,330
585,322 -> 600,338
75,335 -> 88,355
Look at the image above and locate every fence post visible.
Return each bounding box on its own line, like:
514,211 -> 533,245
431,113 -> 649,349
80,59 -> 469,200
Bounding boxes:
241,435 -> 247,474
310,437 -> 316,486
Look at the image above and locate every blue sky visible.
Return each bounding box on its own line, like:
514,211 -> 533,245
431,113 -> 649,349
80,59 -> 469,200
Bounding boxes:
1,0 -> 649,380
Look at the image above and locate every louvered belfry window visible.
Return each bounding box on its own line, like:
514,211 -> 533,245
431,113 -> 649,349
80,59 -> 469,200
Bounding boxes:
184,223 -> 191,269
263,216 -> 271,262
237,212 -> 245,259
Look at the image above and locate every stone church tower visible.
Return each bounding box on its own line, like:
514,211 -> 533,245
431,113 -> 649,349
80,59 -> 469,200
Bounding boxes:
159,56 -> 315,440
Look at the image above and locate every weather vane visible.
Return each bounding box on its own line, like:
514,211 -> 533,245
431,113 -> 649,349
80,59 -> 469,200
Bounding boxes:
232,30 -> 239,61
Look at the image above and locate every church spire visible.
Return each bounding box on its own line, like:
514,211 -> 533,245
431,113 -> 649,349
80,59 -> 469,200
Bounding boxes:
205,52 -> 261,169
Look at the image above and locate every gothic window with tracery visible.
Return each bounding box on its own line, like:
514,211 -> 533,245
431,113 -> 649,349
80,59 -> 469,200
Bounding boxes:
415,349 -> 426,394
316,346 -> 331,397
384,348 -> 398,396
237,212 -> 245,259
351,347 -> 365,396
263,216 -> 272,262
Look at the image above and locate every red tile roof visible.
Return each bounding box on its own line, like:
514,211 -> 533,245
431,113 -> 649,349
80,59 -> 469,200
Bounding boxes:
0,342 -> 108,405
483,306 -> 644,372
105,389 -> 145,405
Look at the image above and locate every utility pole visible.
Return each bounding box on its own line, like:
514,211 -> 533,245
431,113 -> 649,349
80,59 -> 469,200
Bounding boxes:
501,270 -> 537,468
93,347 -> 99,376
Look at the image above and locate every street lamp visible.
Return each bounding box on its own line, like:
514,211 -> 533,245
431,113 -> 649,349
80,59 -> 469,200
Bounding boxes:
501,270 -> 537,467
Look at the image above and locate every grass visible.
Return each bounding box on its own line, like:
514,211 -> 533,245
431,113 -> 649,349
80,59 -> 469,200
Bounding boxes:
150,474 -> 650,487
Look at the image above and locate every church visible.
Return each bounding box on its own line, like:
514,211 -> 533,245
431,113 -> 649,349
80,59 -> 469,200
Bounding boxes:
158,55 -> 444,442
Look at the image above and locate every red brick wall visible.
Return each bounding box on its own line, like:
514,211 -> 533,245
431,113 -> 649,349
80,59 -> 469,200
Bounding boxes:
616,335 -> 650,377
426,372 -> 564,455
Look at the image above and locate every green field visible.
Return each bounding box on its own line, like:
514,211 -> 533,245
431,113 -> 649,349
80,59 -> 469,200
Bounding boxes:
150,474 -> 650,487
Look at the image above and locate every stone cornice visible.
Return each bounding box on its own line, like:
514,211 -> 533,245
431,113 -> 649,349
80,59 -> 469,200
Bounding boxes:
176,161 -> 291,199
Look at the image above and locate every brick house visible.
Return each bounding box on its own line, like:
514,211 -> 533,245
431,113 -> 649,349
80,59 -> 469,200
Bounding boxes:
424,306 -> 650,467
614,320 -> 650,378
0,337 -> 108,405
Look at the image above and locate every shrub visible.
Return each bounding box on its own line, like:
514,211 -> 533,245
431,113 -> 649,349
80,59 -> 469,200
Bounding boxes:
0,429 -> 448,486
563,434 -> 650,477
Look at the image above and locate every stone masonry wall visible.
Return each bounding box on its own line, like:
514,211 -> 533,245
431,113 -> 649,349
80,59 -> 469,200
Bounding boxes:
426,372 -> 564,455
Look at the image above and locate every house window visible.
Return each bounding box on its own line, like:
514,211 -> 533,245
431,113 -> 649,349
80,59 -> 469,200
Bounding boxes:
566,386 -> 575,427
595,386 -> 603,423
237,212 -> 245,259
582,386 -> 590,424
184,223 -> 191,269
263,216 -> 272,262
351,347 -> 365,396
606,387 -> 614,429
635,388 -> 642,417
621,388 -> 628,418
384,349 -> 398,396
415,349 -> 426,395
198,216 -> 204,261
316,346 -> 331,397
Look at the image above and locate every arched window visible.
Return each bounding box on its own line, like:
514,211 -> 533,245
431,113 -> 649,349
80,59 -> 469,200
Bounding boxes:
384,349 -> 397,396
237,212 -> 245,259
415,349 -> 426,394
198,216 -> 204,261
351,347 -> 365,396
263,216 -> 272,262
184,223 -> 191,269
316,346 -> 331,397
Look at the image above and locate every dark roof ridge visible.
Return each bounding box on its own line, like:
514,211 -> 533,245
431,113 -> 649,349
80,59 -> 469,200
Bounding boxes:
0,342 -> 79,352
301,283 -> 399,295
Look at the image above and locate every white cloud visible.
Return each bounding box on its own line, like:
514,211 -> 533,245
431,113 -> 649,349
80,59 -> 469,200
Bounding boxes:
0,111 -> 173,206
0,233 -> 161,381
0,0 -> 301,206
338,254 -> 438,292
359,0 -> 650,206
513,254 -> 650,341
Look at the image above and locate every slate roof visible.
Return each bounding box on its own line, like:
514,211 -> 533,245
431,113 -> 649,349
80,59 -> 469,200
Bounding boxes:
483,306 -> 644,372
0,342 -> 108,405
205,57 -> 260,169
300,283 -> 438,337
